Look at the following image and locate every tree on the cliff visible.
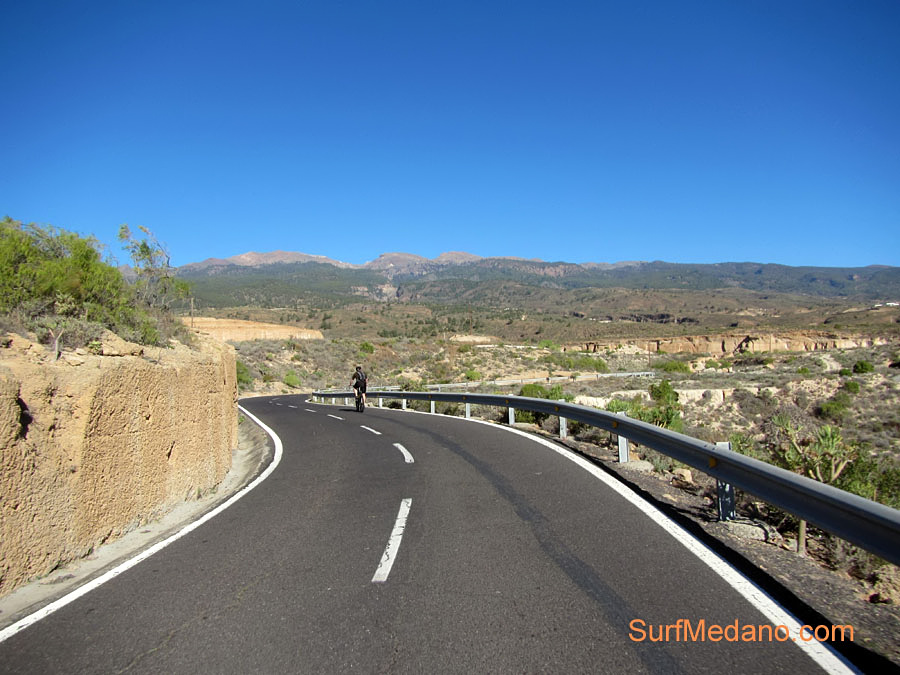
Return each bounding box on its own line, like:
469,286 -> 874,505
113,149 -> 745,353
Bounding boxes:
118,224 -> 190,311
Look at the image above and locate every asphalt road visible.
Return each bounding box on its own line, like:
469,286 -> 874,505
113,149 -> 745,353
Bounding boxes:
0,395 -> 848,673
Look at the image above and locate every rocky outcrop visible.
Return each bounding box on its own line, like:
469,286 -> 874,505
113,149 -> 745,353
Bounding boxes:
0,332 -> 237,597
581,332 -> 884,356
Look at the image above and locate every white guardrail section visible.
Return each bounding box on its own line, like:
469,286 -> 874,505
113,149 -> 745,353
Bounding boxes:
312,389 -> 900,567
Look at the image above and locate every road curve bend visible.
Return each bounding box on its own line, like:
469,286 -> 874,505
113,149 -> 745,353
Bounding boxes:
0,395 -> 853,673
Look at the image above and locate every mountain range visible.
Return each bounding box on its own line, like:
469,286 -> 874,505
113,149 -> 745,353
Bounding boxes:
181,250 -> 647,278
175,250 -> 900,308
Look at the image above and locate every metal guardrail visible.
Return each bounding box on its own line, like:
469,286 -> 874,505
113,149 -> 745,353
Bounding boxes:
316,372 -> 653,395
312,389 -> 900,567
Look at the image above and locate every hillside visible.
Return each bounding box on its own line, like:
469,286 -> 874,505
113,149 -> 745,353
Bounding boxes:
173,252 -> 900,346
176,252 -> 900,311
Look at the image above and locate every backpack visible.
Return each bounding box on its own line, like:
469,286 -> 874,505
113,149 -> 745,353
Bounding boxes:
355,370 -> 367,384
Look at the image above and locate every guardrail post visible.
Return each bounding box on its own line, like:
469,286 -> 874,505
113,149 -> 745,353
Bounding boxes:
402,399 -> 407,410
558,400 -> 567,439
715,441 -> 736,521
379,397 -> 383,408
465,402 -> 471,419
508,406 -> 515,425
617,411 -> 630,463
430,400 -> 435,414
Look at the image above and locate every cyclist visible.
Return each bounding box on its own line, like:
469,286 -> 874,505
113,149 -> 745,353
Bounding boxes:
351,366 -> 367,410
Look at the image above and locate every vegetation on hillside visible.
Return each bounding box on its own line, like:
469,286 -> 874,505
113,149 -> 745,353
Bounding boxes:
1,217 -> 188,351
177,261 -> 389,309
177,256 -> 900,315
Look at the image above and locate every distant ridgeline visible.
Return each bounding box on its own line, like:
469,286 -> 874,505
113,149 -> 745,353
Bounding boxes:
175,254 -> 900,309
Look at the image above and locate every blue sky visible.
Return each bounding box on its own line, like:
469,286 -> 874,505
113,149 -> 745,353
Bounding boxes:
2,1 -> 898,268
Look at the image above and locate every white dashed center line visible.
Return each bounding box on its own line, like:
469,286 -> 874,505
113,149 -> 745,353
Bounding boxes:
372,498 -> 412,583
360,426 -> 382,435
393,443 -> 414,464
328,414 -> 344,421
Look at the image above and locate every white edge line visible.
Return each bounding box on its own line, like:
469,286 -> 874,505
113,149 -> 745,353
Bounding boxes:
372,498 -> 412,583
360,426 -> 382,435
394,407 -> 856,675
392,442 -> 415,464
0,405 -> 284,644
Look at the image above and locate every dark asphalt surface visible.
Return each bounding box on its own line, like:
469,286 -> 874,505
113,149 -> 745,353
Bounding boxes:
0,395 -> 836,673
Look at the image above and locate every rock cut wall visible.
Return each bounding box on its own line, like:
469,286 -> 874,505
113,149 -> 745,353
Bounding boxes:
0,332 -> 237,597
581,332 -> 883,355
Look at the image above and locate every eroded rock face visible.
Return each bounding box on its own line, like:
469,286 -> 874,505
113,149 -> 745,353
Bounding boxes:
0,332 -> 237,597
581,332 -> 883,355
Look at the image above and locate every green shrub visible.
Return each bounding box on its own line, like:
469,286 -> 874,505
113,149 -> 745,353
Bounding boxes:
817,400 -> 847,423
359,341 -> 375,354
838,368 -> 852,377
283,370 -> 302,388
513,383 -> 572,424
605,383 -> 682,433
638,404 -> 684,433
728,433 -> 767,461
842,380 -> 860,394
464,369 -> 482,381
817,391 -> 851,423
519,383 -> 549,399
653,359 -> 690,374
837,452 -> 900,509
606,399 -> 631,413
649,379 -> 679,406
236,360 -> 254,389
30,315 -> 105,352
546,384 -> 572,402
515,383 -> 548,423
797,367 -> 810,375
853,360 -> 874,374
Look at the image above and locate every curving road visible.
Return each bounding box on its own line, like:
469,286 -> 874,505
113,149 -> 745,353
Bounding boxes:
0,395 -> 850,673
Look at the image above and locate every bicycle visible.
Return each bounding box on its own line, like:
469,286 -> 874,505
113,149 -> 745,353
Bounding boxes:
355,387 -> 365,413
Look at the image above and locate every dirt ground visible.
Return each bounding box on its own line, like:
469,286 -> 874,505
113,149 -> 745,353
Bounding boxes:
182,317 -> 323,342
